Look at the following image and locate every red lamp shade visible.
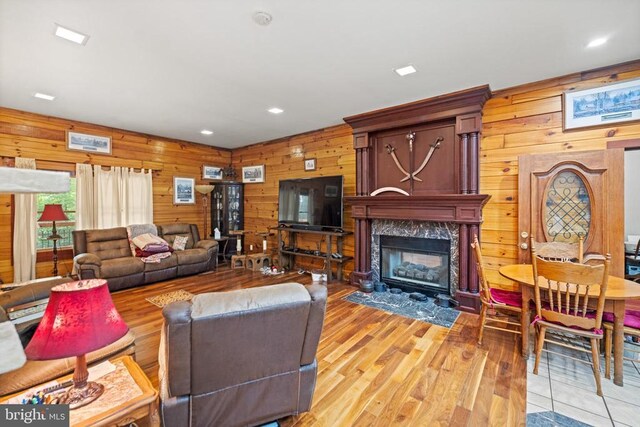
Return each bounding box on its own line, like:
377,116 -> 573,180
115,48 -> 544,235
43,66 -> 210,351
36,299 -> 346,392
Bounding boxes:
38,203 -> 68,222
25,279 -> 128,360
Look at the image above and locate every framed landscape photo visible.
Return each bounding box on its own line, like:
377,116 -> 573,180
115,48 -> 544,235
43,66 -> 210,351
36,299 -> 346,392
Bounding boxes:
563,78 -> 640,130
202,165 -> 223,180
304,158 -> 316,171
173,177 -> 195,204
67,131 -> 112,155
242,165 -> 265,183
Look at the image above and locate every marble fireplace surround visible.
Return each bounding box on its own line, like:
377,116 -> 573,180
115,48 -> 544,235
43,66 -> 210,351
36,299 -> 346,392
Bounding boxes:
346,194 -> 491,313
371,220 -> 459,295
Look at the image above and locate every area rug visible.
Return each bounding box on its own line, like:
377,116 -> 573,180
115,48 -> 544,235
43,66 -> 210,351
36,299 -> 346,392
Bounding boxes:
146,290 -> 195,308
344,290 -> 459,328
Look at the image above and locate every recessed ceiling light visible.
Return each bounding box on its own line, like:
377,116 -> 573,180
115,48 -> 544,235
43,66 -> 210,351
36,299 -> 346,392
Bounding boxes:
34,92 -> 55,101
268,107 -> 284,114
54,24 -> 89,45
587,37 -> 607,48
253,11 -> 273,26
200,129 -> 214,135
394,65 -> 417,77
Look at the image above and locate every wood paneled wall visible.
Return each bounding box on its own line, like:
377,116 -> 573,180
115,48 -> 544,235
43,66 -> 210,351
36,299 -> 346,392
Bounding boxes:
231,125 -> 356,275
3,59 -> 639,286
480,60 -> 640,291
0,107 -> 231,282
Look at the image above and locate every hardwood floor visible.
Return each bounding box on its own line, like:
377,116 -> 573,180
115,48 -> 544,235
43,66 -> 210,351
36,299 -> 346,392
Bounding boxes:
111,267 -> 526,426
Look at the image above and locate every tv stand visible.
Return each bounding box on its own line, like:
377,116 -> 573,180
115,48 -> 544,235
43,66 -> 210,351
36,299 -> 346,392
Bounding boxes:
269,227 -> 353,281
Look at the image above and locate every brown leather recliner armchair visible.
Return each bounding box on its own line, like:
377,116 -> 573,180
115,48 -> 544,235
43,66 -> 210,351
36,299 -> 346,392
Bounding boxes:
158,282 -> 327,427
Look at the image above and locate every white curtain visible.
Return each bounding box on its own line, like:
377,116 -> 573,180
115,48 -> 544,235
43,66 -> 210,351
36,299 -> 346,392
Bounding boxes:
76,165 -> 153,229
94,165 -> 122,229
123,168 -> 153,225
13,158 -> 37,282
75,164 -> 95,230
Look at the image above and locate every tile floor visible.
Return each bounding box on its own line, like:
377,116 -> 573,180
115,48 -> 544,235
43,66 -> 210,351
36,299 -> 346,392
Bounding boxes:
526,335 -> 640,427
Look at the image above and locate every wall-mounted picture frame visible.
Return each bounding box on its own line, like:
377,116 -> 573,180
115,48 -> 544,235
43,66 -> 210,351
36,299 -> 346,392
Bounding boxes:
202,165 -> 223,180
173,177 -> 195,204
304,158 -> 316,171
242,165 -> 265,183
563,78 -> 640,131
324,185 -> 338,198
67,131 -> 112,155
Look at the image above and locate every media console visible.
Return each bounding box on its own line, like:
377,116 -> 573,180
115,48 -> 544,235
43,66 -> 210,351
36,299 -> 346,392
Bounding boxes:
270,226 -> 353,281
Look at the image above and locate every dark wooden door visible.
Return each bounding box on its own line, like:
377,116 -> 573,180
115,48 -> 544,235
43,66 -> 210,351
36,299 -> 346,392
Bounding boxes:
518,149 -> 624,276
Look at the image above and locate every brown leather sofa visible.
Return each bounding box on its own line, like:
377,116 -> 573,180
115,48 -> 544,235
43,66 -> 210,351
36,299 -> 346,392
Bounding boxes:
0,277 -> 135,396
73,224 -> 218,291
158,282 -> 327,427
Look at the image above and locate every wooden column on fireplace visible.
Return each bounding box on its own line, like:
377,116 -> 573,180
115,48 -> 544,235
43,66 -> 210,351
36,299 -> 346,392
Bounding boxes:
343,85 -> 492,313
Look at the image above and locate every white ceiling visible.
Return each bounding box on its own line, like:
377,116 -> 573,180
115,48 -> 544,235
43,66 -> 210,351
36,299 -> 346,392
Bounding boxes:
1,1 -> 639,149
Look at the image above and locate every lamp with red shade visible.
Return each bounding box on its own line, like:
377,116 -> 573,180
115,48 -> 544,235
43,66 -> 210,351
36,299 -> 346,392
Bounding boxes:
25,279 -> 129,409
38,203 -> 69,276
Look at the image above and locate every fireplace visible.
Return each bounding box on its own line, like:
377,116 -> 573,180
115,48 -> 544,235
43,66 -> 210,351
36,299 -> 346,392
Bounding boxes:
343,85 -> 492,313
380,235 -> 450,296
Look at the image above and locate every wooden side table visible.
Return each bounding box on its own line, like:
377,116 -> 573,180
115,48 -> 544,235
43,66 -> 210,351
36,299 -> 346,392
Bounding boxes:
1,356 -> 159,427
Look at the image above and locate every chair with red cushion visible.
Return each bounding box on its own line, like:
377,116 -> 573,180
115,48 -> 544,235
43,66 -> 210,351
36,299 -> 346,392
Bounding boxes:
530,238 -> 611,396
472,235 -> 522,345
603,309 -> 640,379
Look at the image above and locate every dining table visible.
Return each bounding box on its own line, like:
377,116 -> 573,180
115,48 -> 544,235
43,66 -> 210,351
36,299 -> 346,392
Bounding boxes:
499,263 -> 640,387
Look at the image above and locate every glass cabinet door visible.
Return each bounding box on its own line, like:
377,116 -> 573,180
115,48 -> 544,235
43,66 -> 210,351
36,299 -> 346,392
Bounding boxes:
210,183 -> 243,236
226,184 -> 243,232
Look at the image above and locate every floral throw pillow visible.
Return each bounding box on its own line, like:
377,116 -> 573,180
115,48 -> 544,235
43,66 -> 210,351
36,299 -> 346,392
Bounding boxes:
173,235 -> 189,251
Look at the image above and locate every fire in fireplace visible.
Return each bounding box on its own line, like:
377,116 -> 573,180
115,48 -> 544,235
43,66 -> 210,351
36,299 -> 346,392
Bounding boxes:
380,235 -> 450,296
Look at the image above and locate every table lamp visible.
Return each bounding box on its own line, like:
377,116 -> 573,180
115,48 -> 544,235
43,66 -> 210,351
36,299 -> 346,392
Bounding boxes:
25,279 -> 129,409
195,185 -> 215,238
38,204 -> 68,276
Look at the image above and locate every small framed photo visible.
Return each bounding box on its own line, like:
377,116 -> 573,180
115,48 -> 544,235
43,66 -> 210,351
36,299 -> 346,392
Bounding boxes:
173,177 -> 195,204
67,131 -> 111,155
324,185 -> 338,198
304,158 -> 316,171
242,165 -> 265,183
202,165 -> 223,180
563,78 -> 640,131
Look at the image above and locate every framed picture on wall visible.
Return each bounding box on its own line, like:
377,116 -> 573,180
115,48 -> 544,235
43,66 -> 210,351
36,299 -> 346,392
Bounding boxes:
242,165 -> 265,183
563,78 -> 640,130
202,165 -> 223,180
173,177 -> 195,204
67,131 -> 112,155
324,185 -> 338,197
304,158 -> 316,171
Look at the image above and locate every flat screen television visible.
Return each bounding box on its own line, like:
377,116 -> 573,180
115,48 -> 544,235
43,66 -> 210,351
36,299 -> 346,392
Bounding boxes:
278,175 -> 343,230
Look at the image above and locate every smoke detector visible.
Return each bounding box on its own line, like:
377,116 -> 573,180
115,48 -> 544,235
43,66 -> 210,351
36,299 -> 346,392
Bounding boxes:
253,11 -> 272,26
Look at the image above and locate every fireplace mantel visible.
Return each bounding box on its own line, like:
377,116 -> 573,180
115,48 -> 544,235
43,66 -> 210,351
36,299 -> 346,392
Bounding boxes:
343,85 -> 492,313
346,194 -> 490,223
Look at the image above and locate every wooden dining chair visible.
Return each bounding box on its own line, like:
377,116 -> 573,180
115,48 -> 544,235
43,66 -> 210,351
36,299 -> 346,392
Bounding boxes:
535,236 -> 606,265
530,238 -> 611,396
603,310 -> 640,379
625,239 -> 640,283
534,237 -> 585,262
471,235 -> 522,345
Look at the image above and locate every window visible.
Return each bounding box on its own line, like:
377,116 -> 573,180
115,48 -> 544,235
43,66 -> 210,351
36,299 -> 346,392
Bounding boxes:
298,192 -> 309,223
36,177 -> 76,249
543,170 -> 591,243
